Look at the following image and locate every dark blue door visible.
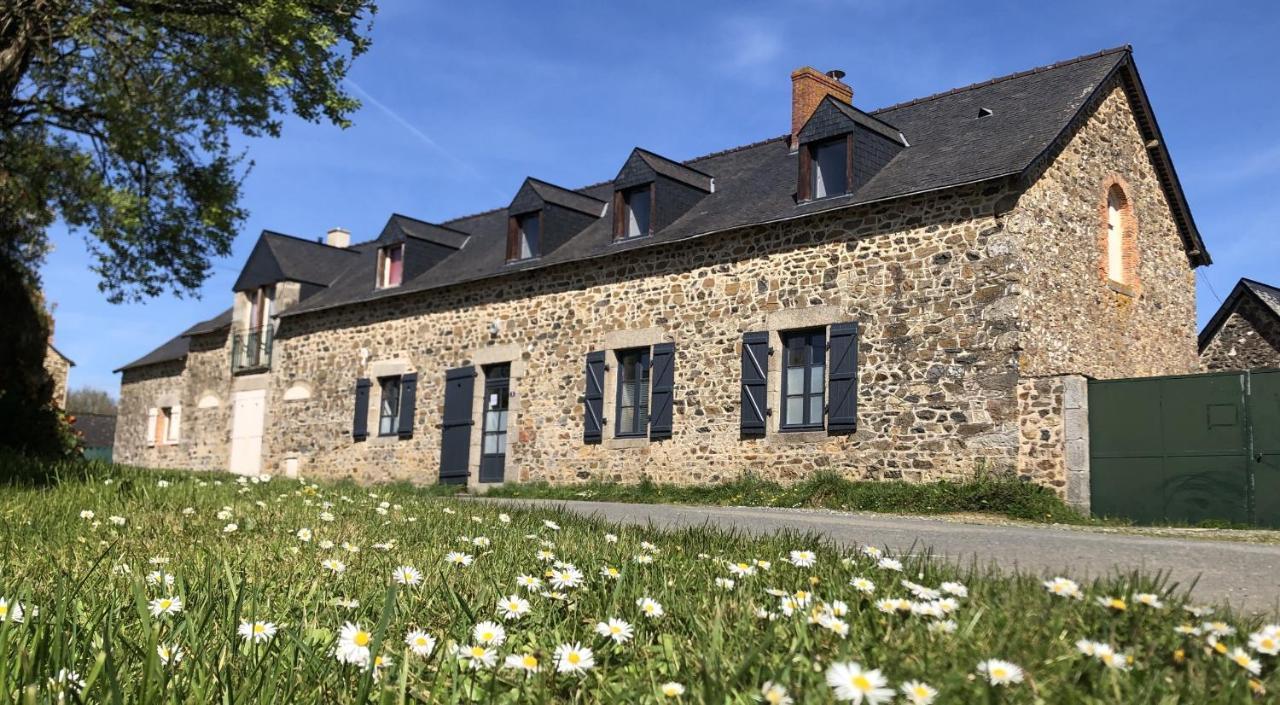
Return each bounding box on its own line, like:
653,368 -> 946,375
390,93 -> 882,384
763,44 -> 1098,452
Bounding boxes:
479,364 -> 510,483
439,366 -> 475,485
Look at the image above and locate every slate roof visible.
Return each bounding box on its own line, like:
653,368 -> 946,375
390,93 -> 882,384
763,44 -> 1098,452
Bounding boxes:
122,46 -> 1210,371
232,231 -> 358,292
524,179 -> 606,216
71,413 -> 117,448
114,308 -> 232,372
379,214 -> 471,248
1198,279 -> 1280,351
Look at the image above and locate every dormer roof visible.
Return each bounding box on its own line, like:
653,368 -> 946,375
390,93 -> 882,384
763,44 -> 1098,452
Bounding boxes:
510,178 -> 606,217
232,231 -> 358,292
614,148 -> 713,192
377,213 -> 471,249
797,96 -> 908,147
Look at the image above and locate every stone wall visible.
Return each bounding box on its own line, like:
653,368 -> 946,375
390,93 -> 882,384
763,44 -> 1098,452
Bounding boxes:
114,360 -> 188,468
1200,296 -> 1280,371
44,345 -> 71,408
1009,82 -> 1199,381
269,181 -> 1026,487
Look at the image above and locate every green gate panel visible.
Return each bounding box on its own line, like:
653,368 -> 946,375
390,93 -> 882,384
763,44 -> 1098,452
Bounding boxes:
1249,371 -> 1280,527
1160,374 -> 1247,455
1088,380 -> 1162,456
1160,456 -> 1249,525
1090,457 -> 1166,524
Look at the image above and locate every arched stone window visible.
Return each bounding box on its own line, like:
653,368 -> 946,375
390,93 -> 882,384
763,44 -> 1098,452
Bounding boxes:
283,381 -> 313,401
1098,176 -> 1138,292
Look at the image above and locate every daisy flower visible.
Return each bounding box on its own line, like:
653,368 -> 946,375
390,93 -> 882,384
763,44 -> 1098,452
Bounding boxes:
759,681 -> 793,705
604,533 -> 618,543
877,557 -> 903,572
788,550 -> 817,567
861,546 -> 883,559
1095,596 -> 1127,612
637,597 -> 665,619
145,571 -> 175,587
321,558 -> 346,574
600,566 -> 622,580
1249,626 -> 1279,655
498,513 -> 512,523
296,528 -> 313,542
1174,624 -> 1201,636
1202,621 -> 1235,637
497,594 -> 531,620
728,561 -> 756,577
902,580 -> 941,601
445,551 -> 474,567
336,622 -> 373,666
640,541 -> 659,553
715,577 -> 736,591
633,553 -> 656,564
79,510 -> 94,520
516,574 -> 543,591
900,681 -> 937,705
1135,592 -> 1164,609
455,644 -> 497,670
543,520 -> 561,531
109,516 -> 126,526
156,643 -> 184,665
940,581 -> 968,598
825,661 -> 894,704
238,620 -> 277,643
405,630 -> 436,657
661,682 -> 686,697
754,559 -> 773,571
472,536 -> 491,548
472,620 -> 506,646
148,596 -> 183,618
1095,644 -> 1130,671
595,618 -> 635,644
1228,647 -> 1262,676
549,565 -> 584,589
850,577 -> 876,594
553,642 -> 594,673
50,668 -> 85,694
1043,577 -> 1082,599
504,653 -> 541,672
1075,639 -> 1101,656
392,565 -> 422,586
977,659 -> 1024,686
223,523 -> 238,533
0,598 -> 24,623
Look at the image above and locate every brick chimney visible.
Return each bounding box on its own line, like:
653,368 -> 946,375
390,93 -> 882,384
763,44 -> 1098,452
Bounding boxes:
325,227 -> 350,248
791,67 -> 852,148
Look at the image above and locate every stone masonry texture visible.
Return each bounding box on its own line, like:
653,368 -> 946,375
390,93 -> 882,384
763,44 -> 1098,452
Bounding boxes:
1200,295 -> 1280,372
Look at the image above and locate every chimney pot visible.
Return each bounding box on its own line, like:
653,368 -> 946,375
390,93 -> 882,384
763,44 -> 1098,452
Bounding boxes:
790,66 -> 853,148
325,227 -> 351,248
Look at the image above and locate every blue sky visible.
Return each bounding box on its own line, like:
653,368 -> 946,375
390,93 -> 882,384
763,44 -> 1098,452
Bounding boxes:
39,0 -> 1280,394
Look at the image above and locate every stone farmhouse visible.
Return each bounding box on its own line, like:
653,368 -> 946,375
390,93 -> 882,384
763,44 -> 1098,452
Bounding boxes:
114,47 -> 1210,507
1199,279 -> 1280,372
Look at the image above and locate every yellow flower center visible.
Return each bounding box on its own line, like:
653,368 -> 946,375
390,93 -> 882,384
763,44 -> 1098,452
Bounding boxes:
160,600 -> 171,609
353,631 -> 370,647
0,605 -> 8,616
610,625 -> 621,634
1214,642 -> 1228,654
912,686 -> 929,697
1235,654 -> 1251,666
737,563 -> 749,570
992,667 -> 1007,679
481,631 -> 494,640
253,624 -> 265,634
414,637 -> 427,646
522,655 -> 538,668
567,652 -> 581,665
852,675 -> 871,690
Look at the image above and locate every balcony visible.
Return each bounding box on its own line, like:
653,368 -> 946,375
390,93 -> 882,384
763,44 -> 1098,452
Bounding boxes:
231,325 -> 274,373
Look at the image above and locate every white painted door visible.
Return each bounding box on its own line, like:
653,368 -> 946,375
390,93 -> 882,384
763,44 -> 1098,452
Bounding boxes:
229,389 -> 266,476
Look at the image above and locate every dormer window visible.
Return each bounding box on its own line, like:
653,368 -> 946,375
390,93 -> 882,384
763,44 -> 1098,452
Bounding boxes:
377,243 -> 404,288
614,184 -> 653,240
805,136 -> 851,200
506,211 -> 541,262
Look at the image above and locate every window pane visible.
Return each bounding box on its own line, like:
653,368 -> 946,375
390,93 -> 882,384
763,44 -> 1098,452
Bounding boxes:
484,410 -> 500,431
786,397 -> 804,424
619,406 -> 635,432
626,187 -> 651,237
812,140 -> 848,198
497,433 -> 507,455
786,367 -> 805,393
496,410 -> 508,432
483,434 -> 497,455
387,245 -> 404,286
619,351 -> 639,382
786,344 -> 806,367
620,382 -> 636,408
809,396 -> 824,425
809,366 -> 825,394
519,213 -> 540,258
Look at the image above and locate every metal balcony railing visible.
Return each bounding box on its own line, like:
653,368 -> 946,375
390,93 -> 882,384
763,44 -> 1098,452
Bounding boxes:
231,325 -> 273,372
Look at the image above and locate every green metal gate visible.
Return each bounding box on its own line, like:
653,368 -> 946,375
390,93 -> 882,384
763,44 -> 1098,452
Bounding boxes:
1089,369 -> 1279,527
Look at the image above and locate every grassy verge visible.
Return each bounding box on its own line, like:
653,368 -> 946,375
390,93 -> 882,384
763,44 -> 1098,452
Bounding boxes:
485,471 -> 1093,525
0,457 -> 1275,702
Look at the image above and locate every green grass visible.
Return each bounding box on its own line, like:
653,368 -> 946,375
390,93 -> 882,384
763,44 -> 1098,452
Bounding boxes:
0,455 -> 1276,703
485,471 -> 1092,525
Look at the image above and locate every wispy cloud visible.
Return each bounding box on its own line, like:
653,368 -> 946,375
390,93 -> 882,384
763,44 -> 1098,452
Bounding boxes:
717,16 -> 784,73
344,79 -> 505,199
1193,141 -> 1280,189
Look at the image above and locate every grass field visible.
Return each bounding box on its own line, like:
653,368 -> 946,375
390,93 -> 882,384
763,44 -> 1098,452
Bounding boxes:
0,460 -> 1276,703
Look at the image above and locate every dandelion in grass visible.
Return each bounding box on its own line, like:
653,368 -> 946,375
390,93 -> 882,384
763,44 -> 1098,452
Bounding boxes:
759,681 -> 793,705
238,620 -> 277,644
445,551 -> 473,567
504,652 -> 541,673
788,550 -> 817,567
550,565 -> 584,589
392,565 -> 422,586
472,620 -> 506,646
321,558 -> 346,574
877,557 -> 903,572
1249,626 -> 1279,655
1043,577 -> 1082,599
661,682 -> 686,697
825,661 -> 894,704
336,622 -> 373,666
497,594 -> 531,621
899,681 -> 937,705
543,520 -> 561,531
157,643 -> 184,665
0,598 -> 23,623
850,577 -> 875,594
728,561 -> 756,577
595,618 -> 635,644
715,577 -> 735,591
296,528 -> 312,542
516,574 -> 543,591
600,566 -> 622,580
148,596 -> 183,618
977,659 -> 1023,686
553,642 -> 594,673
1228,647 -> 1262,676
405,630 -> 436,657
1096,596 -> 1127,612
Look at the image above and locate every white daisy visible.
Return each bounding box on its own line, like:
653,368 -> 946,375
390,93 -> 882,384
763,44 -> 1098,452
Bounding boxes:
504,652 -> 541,672
497,594 -> 531,621
321,558 -> 346,574
977,659 -> 1024,686
405,630 -> 436,657
877,557 -> 903,572
296,528 -> 312,542
79,510 -> 94,520
1134,592 -> 1164,609
594,618 -> 634,644
1228,647 -> 1262,676
148,596 -> 183,618
156,643 -> 183,665
454,644 -> 497,670
391,565 -> 422,586
445,551 -> 474,567
238,620 -> 277,643
472,620 -> 506,646
604,533 -> 618,543
850,577 -> 876,594
728,561 -> 757,577
714,577 -> 736,591
900,680 -> 937,705
637,597 -> 665,618
336,622 -> 373,666
1249,626 -> 1279,655
940,581 -> 968,598
549,565 -> 584,589
516,574 -> 543,591
788,550 -> 817,567
759,681 -> 793,705
0,598 -> 24,623
825,661 -> 894,704
661,682 -> 686,697
543,520 -> 561,531
553,642 -> 594,673
1043,577 -> 1082,599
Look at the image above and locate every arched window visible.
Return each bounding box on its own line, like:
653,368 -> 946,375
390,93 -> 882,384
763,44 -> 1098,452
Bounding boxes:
1099,178 -> 1137,292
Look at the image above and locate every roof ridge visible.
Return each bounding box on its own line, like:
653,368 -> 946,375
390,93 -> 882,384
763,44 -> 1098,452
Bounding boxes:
634,147 -> 714,178
527,177 -> 606,203
871,45 -> 1132,114
388,212 -> 472,235
262,229 -> 361,253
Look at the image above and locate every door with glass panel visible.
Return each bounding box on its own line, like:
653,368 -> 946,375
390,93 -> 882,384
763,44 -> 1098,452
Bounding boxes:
479,364 -> 510,483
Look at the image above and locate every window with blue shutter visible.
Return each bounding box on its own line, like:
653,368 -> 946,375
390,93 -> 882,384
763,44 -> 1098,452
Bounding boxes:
397,372 -> 418,439
583,351 -> 606,443
649,342 -> 675,440
781,328 -> 826,430
352,378 -> 371,441
827,322 -> 859,432
741,332 -> 769,435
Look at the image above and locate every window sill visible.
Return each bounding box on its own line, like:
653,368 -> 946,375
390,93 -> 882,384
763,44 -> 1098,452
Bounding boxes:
605,436 -> 651,450
370,433 -> 406,445
505,256 -> 542,266
767,429 -> 828,445
1106,279 -> 1136,297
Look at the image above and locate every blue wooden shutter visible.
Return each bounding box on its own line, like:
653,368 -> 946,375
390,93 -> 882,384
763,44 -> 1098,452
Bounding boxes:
583,351 -> 606,443
649,342 -> 675,440
827,322 -> 859,432
741,332 -> 769,435
397,372 -> 418,439
352,378 -> 371,441
439,367 -> 475,484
